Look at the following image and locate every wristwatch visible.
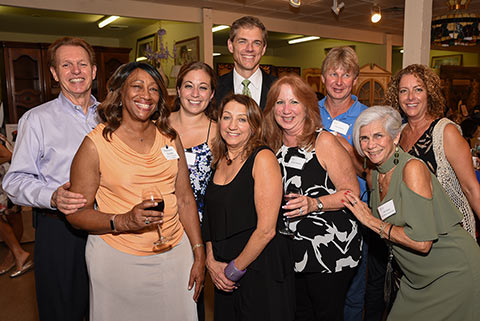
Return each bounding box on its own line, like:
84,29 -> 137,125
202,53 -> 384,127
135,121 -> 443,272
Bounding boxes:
316,197 -> 324,211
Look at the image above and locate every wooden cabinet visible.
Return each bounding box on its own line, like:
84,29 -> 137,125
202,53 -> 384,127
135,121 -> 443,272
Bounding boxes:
1,41 -> 130,123
354,64 -> 391,107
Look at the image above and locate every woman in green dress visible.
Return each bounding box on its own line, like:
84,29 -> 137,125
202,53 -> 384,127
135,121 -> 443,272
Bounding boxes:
343,106 -> 480,321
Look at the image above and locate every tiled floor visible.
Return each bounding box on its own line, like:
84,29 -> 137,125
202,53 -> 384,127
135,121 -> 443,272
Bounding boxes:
0,242 -> 38,321
0,241 -> 214,321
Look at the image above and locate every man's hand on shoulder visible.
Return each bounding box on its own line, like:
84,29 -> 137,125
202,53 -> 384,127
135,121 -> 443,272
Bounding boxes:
51,182 -> 87,215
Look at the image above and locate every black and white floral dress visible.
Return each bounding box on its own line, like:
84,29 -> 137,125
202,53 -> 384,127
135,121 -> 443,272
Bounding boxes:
277,130 -> 362,274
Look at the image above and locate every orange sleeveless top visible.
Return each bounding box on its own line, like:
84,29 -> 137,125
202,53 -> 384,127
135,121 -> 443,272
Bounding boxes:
88,123 -> 184,256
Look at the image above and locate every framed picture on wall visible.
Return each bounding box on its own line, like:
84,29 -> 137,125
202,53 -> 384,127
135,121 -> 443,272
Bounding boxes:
175,37 -> 200,66
431,54 -> 463,69
135,34 -> 155,61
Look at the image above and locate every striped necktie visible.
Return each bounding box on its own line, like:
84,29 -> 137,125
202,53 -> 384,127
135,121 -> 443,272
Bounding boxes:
242,79 -> 252,97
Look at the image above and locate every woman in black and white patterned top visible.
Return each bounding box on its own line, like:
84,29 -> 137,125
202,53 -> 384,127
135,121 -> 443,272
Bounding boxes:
264,75 -> 362,321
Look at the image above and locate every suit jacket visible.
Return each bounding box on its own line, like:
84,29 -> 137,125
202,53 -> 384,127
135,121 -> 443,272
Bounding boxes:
215,68 -> 276,110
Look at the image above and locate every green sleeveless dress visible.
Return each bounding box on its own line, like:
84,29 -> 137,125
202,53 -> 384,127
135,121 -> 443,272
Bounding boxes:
371,148 -> 480,321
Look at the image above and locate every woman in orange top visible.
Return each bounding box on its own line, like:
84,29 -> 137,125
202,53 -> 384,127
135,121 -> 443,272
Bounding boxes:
67,62 -> 204,321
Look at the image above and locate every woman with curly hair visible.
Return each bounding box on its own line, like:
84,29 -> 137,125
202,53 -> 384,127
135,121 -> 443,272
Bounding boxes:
384,64 -> 480,239
66,62 -> 204,321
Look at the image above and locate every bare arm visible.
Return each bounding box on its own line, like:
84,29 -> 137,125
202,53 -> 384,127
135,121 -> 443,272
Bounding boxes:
0,143 -> 12,165
283,131 -> 360,217
174,137 -> 205,301
233,149 -> 282,270
344,159 -> 433,254
66,137 -> 162,233
443,124 -> 480,219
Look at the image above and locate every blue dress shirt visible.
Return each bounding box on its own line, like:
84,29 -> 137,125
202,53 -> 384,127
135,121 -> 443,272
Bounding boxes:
3,93 -> 99,209
319,95 -> 368,201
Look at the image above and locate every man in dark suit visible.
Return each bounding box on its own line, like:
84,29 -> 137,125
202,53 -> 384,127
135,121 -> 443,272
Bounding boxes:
215,16 -> 275,110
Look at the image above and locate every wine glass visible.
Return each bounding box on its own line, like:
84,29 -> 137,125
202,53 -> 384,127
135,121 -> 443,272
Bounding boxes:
279,185 -> 302,237
142,188 -> 169,246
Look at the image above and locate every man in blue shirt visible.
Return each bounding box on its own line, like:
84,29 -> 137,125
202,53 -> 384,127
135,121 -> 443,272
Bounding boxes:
318,46 -> 368,321
3,37 -> 99,321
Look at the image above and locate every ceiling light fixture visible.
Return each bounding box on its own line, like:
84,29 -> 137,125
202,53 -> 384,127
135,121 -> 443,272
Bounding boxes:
213,53 -> 221,56
288,36 -> 320,45
212,25 -> 230,32
97,15 -> 119,29
331,0 -> 345,16
371,5 -> 382,23
289,0 -> 301,8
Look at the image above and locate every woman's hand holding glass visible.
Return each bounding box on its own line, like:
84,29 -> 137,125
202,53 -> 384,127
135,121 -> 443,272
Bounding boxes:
282,189 -> 316,218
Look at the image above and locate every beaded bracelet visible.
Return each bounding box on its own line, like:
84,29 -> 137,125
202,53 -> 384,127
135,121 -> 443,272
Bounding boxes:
379,221 -> 387,239
192,243 -> 204,251
224,260 -> 246,282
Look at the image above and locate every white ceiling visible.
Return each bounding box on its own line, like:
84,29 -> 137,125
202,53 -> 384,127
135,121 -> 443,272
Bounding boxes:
0,1 -> 479,48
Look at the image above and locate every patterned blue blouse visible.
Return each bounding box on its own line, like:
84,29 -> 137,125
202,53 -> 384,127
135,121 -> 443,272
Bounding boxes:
184,121 -> 213,223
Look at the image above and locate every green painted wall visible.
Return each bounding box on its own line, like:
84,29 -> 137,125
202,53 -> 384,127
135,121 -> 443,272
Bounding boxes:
213,38 -> 387,74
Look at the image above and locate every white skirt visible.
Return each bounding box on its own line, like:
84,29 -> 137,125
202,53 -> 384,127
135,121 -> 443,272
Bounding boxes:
86,233 -> 197,321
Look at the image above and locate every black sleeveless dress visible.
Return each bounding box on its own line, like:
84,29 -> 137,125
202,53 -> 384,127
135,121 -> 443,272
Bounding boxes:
202,146 -> 295,321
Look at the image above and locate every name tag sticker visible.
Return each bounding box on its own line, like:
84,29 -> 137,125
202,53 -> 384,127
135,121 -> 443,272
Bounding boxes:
329,120 -> 350,136
377,199 -> 396,220
161,145 -> 180,160
286,156 -> 306,170
185,151 -> 196,167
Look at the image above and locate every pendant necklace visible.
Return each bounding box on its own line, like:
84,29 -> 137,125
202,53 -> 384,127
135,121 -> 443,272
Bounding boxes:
225,150 -> 242,165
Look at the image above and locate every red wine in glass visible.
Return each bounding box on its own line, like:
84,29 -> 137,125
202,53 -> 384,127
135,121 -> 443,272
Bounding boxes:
142,189 -> 169,246
144,200 -> 164,212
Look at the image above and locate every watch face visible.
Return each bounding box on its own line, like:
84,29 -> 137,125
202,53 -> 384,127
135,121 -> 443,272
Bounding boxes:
317,198 -> 323,210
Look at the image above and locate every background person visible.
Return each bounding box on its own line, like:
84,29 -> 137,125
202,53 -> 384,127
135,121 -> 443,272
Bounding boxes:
0,139 -> 32,278
67,62 -> 204,321
169,61 -> 218,321
202,94 -> 295,321
3,37 -> 98,321
384,64 -> 480,238
215,16 -> 276,110
345,105 -> 480,321
264,75 -> 361,321
318,46 -> 369,321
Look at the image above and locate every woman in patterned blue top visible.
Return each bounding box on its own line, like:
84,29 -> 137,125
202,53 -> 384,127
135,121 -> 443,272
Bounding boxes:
169,62 -> 217,224
169,62 -> 217,321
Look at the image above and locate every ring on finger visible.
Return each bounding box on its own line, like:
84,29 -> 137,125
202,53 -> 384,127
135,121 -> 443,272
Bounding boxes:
145,217 -> 150,224
299,207 -> 304,215
352,200 -> 358,206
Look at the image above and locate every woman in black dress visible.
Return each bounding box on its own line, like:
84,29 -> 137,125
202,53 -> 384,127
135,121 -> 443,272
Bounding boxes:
202,94 -> 295,321
264,75 -> 361,321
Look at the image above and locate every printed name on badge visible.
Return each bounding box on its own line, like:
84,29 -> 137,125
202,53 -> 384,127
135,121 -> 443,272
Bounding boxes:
377,199 -> 396,220
286,156 -> 306,170
329,120 -> 349,136
185,152 -> 196,167
161,145 -> 180,160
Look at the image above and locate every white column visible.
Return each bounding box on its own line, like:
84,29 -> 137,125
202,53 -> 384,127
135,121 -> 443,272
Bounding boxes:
402,0 -> 433,67
202,8 -> 213,67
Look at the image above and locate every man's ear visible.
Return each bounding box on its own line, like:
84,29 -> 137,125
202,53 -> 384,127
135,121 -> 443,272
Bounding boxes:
227,39 -> 234,54
50,66 -> 59,82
